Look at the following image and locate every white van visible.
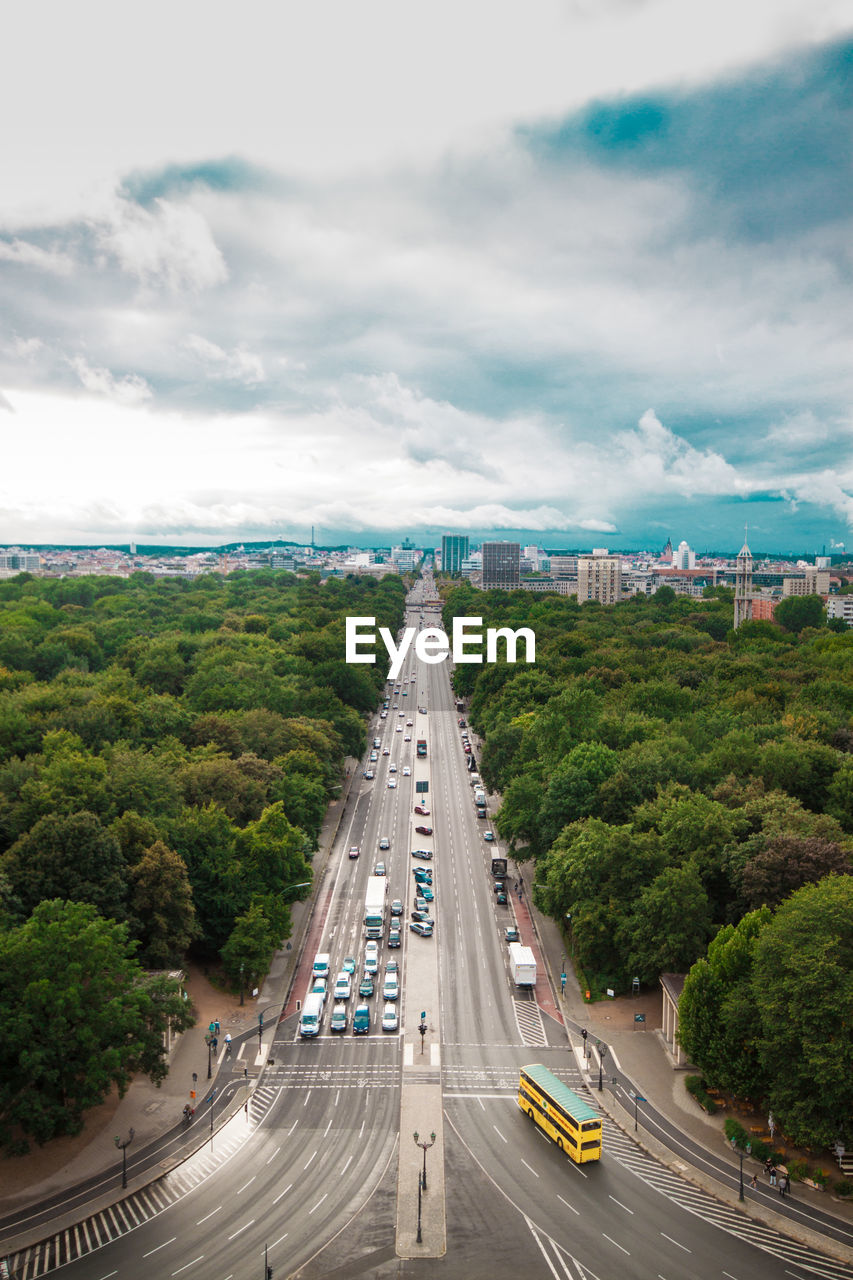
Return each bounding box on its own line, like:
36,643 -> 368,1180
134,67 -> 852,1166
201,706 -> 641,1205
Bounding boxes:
312,952 -> 331,978
299,992 -> 325,1038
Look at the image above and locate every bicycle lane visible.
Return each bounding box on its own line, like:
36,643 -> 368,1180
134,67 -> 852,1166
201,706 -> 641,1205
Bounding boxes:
513,888 -> 563,1027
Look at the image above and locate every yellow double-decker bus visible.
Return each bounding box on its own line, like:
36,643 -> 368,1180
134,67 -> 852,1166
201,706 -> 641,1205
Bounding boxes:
518,1064 -> 602,1163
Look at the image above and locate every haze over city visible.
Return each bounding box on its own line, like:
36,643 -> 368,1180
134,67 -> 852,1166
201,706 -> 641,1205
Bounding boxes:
1,1 -> 852,552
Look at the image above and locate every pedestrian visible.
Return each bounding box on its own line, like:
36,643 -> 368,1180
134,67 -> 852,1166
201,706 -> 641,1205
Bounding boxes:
750,1173 -> 757,1189
769,1165 -> 777,1186
764,1157 -> 772,1177
783,1173 -> 791,1197
215,1019 -> 220,1036
225,1032 -> 232,1056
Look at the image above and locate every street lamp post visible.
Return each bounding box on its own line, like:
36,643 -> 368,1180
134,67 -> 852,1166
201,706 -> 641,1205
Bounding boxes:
630,1091 -> 646,1131
114,1128 -> 135,1189
596,1041 -> 608,1091
239,961 -> 245,1006
730,1137 -> 751,1201
205,1032 -> 214,1079
413,1130 -> 436,1191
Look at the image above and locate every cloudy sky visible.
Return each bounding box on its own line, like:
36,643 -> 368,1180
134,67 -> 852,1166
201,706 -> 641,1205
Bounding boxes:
2,1 -> 852,553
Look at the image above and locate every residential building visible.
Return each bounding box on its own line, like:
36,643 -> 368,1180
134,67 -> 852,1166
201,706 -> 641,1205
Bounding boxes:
577,550 -> 622,604
782,569 -> 831,596
827,597 -> 853,626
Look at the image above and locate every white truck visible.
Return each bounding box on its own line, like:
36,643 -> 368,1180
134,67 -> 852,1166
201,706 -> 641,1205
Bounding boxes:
364,875 -> 388,939
508,942 -> 537,987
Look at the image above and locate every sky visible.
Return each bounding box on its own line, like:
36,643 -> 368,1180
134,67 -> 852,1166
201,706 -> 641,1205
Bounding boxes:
2,0 -> 853,555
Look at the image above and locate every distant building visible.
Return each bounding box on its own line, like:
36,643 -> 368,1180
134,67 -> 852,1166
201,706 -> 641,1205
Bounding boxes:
782,569 -> 830,596
0,551 -> 41,572
481,541 -> 520,589
269,551 -> 296,570
549,555 -> 578,579
441,534 -> 469,575
577,550 -> 622,604
732,536 -> 754,630
751,596 -> 779,621
675,540 -> 696,570
826,597 -> 853,626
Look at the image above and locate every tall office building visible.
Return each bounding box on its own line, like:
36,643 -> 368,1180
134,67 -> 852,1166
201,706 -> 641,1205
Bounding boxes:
441,534 -> 469,575
481,541 -> 520,589
577,550 -> 622,604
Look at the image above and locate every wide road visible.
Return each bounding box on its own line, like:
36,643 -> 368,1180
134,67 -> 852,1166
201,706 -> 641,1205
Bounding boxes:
10,574 -> 853,1280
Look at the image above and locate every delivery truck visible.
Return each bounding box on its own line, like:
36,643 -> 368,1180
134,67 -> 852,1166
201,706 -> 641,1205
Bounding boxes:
508,943 -> 537,987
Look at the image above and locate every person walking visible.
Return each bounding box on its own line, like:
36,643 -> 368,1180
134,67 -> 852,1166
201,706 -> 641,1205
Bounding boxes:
782,1173 -> 791,1197
769,1164 -> 777,1187
764,1157 -> 772,1178
750,1173 -> 758,1189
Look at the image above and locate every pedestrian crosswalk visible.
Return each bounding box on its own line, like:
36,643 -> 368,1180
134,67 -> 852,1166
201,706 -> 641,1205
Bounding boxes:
264,1062 -> 400,1089
0,1088 -> 279,1280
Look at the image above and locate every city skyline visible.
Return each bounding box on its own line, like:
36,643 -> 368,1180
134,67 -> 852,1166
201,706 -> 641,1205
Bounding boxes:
2,4 -> 852,551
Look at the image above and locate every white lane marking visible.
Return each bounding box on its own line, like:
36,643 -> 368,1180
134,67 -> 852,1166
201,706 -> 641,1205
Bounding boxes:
324,1116 -> 333,1136
602,1233 -> 629,1255
287,1119 -> 298,1134
143,1238 -> 177,1257
196,1206 -> 222,1225
493,1125 -> 507,1143
521,1158 -> 540,1177
526,1220 -> 563,1280
303,1149 -> 317,1170
171,1257 -> 204,1275
341,1155 -> 353,1175
303,1090 -> 311,1107
227,1219 -> 255,1241
477,1096 -> 485,1111
335,1089 -> 340,1106
309,1193 -> 328,1215
270,1231 -> 289,1249
660,1232 -> 691,1253
272,1183 -> 292,1206
557,1194 -> 579,1216
609,1195 -> 633,1214
266,1146 -> 281,1165
237,1043 -> 245,1060
237,1176 -> 255,1194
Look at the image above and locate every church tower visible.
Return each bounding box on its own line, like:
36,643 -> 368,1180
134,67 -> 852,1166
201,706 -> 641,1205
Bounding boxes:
733,530 -> 753,630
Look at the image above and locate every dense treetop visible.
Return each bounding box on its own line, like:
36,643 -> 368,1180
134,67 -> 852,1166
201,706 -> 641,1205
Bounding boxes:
443,582 -> 853,1145
0,569 -> 405,1145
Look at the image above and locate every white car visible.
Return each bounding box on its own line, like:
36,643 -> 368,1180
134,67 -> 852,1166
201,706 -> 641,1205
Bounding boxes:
364,953 -> 379,976
379,836 -> 390,849
406,719 -> 413,726
382,973 -> 399,1001
333,972 -> 352,1000
402,765 -> 411,776
382,1003 -> 399,1032
389,762 -> 397,772
404,734 -> 411,742
396,725 -> 403,732
365,940 -> 379,962
388,778 -> 397,788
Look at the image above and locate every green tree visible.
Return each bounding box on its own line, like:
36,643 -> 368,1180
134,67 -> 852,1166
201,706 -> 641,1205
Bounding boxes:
753,875 -> 853,1148
774,594 -> 826,634
1,811 -> 128,921
221,902 -> 276,992
130,840 -> 199,966
0,900 -> 193,1147
624,863 -> 712,984
678,908 -> 770,1097
739,836 -> 851,910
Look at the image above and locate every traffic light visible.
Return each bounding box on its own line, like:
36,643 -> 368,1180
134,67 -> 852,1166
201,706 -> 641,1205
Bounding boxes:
266,1267 -> 273,1278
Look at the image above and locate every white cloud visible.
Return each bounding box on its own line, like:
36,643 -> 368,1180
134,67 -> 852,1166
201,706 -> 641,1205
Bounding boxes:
0,390 -> 14,413
614,409 -> 745,498
69,356 -> 152,406
184,334 -> 265,385
97,197 -> 227,292
0,238 -> 73,274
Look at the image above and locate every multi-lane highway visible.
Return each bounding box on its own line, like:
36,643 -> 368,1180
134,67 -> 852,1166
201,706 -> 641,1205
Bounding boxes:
6,574 -> 853,1279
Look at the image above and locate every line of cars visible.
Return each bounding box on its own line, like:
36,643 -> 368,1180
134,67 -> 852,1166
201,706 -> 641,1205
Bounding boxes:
302,943 -> 401,1037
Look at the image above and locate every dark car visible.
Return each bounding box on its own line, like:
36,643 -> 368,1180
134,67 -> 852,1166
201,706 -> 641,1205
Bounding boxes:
358,974 -> 375,998
504,925 -> 519,943
409,920 -> 434,937
415,825 -> 433,836
388,926 -> 401,948
414,805 -> 431,816
411,909 -> 434,926
496,890 -> 508,905
390,898 -> 403,916
494,880 -> 505,894
411,849 -> 433,860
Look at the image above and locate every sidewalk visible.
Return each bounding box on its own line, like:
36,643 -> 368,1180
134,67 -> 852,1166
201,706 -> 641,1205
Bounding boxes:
0,755 -> 362,1222
515,856 -> 853,1267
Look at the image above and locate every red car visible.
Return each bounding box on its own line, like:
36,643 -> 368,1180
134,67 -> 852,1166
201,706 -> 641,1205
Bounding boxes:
414,805 -> 431,816
415,825 -> 433,836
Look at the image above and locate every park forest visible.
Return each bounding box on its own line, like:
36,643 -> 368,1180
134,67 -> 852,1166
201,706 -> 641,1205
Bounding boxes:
0,568 -> 405,1149
442,582 -> 853,1153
